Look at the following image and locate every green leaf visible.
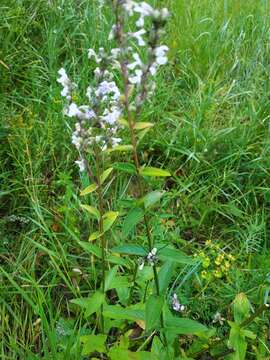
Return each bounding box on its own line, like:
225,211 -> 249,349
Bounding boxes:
80,204 -> 100,219
146,295 -> 164,331
104,266 -> 118,292
107,145 -> 133,152
107,254 -> 131,267
139,167 -> 171,177
103,211 -> 119,232
165,317 -> 207,334
70,291 -> 105,317
80,184 -> 98,196
134,122 -> 154,130
109,276 -> 132,290
118,118 -> 129,127
80,334 -> 106,355
101,167 -> 113,185
158,261 -> 175,294
103,305 -> 145,321
108,348 -> 152,360
89,231 -> 103,242
228,323 -> 247,360
143,191 -> 165,209
159,248 -> 195,265
112,162 -> 137,174
112,244 -> 147,256
122,207 -> 144,238
77,241 -> 102,258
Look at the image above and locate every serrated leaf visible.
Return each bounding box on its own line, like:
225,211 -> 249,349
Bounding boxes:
143,191 -> 165,208
112,162 -> 137,174
146,295 -> 164,331
80,184 -> 98,196
159,248 -> 195,265
70,291 -> 105,317
80,335 -> 106,355
165,317 -> 207,334
103,305 -> 145,321
78,241 -> 102,258
101,167 -> 113,185
139,167 -> 171,177
80,204 -> 100,219
89,231 -> 103,241
112,244 -> 147,256
122,207 -> 144,238
103,211 -> 119,232
134,122 -> 154,130
107,145 -> 133,152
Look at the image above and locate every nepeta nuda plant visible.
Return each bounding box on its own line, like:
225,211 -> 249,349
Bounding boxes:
57,0 -> 209,356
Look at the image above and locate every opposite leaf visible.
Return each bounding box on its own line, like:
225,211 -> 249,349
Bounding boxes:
139,167 -> 171,177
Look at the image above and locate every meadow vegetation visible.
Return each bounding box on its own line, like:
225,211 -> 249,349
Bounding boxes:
0,0 -> 270,359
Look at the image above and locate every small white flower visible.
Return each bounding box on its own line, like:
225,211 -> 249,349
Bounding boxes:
138,260 -> 145,271
96,80 -> 120,101
129,69 -> 143,84
161,8 -> 170,20
102,106 -> 121,125
123,0 -> 136,16
112,137 -> 122,147
127,53 -> 143,70
131,29 -> 146,46
155,45 -> 169,65
212,312 -> 225,325
86,86 -> 93,101
75,159 -> 86,172
66,103 -> 81,117
79,106 -> 96,120
88,48 -> 101,63
108,25 -> 117,40
146,247 -> 158,266
57,68 -> 75,100
149,64 -> 157,75
172,293 -> 185,312
111,48 -> 121,59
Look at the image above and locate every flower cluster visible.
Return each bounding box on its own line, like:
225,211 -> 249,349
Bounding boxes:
195,240 -> 236,281
171,293 -> 185,312
138,247 -> 158,270
57,48 -> 123,171
110,0 -> 169,108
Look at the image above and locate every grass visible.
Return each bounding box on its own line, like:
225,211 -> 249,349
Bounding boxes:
1,0 -> 270,358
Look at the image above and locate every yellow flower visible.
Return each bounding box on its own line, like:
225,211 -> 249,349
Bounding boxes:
201,270 -> 208,279
215,254 -> 224,266
202,257 -> 210,268
205,239 -> 212,246
214,269 -> 223,278
228,254 -> 236,262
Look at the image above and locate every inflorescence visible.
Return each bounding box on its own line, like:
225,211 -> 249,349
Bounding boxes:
57,0 -> 169,172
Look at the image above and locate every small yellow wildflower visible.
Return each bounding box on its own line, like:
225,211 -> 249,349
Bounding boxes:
214,269 -> 223,278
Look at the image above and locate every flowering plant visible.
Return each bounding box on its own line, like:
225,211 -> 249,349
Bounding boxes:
56,1 -> 270,358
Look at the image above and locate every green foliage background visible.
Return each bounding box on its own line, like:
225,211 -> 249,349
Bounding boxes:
0,0 -> 270,358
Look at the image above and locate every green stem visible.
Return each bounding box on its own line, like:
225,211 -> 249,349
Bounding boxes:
114,4 -> 166,345
95,148 -> 106,333
240,303 -> 269,328
128,262 -> 138,306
